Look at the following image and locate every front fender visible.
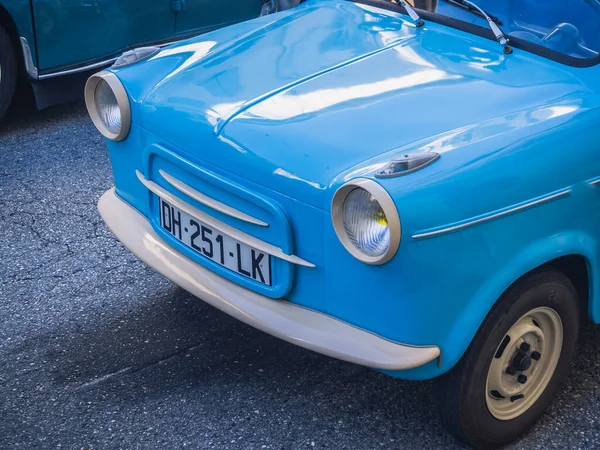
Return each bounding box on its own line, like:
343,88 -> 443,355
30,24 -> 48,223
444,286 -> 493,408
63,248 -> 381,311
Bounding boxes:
442,230 -> 597,373
377,228 -> 597,381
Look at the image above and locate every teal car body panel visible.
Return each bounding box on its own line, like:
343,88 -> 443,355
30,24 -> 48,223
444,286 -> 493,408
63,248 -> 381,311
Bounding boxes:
0,0 -> 264,76
99,0 -> 600,379
32,0 -> 265,73
1,0 -> 36,64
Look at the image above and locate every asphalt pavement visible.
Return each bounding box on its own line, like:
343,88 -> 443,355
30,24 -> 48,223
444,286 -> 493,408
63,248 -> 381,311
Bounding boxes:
1,102 -> 600,449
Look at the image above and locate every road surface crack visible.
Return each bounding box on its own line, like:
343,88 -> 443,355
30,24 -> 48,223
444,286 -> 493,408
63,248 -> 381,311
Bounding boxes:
75,342 -> 203,390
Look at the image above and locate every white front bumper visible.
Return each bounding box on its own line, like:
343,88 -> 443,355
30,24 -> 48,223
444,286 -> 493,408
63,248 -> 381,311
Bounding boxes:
98,188 -> 440,371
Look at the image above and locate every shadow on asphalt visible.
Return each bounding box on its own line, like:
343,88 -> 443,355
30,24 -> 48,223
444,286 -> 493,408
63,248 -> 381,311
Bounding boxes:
5,282 -> 466,447
12,275 -> 600,419
0,99 -> 87,138
23,283 -> 414,390
10,282 -> 443,414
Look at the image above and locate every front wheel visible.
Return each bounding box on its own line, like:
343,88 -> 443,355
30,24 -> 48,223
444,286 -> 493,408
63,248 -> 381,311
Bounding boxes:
0,25 -> 17,122
435,267 -> 580,449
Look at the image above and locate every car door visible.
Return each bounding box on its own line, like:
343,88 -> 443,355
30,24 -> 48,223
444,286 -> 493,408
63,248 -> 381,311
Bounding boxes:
33,0 -> 176,74
174,0 -> 264,37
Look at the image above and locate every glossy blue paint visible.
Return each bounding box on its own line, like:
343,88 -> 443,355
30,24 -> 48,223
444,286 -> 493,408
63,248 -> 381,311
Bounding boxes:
101,0 -> 600,379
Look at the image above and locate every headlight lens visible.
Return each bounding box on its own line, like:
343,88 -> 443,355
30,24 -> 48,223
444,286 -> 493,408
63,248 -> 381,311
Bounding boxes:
331,179 -> 401,265
94,79 -> 121,135
84,71 -> 131,141
343,188 -> 389,256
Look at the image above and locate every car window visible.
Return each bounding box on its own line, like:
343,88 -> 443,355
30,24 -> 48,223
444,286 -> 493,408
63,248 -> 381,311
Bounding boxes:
430,0 -> 600,60
358,0 -> 600,65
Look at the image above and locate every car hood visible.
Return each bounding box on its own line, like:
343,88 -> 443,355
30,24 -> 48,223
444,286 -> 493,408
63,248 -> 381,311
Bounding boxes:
119,0 -> 589,210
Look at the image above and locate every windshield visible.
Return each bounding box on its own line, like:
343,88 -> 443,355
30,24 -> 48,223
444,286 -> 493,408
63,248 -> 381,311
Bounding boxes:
384,0 -> 600,62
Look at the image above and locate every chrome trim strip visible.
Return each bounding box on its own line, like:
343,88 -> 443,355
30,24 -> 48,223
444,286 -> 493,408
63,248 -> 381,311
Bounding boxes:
136,171 -> 315,268
19,37 -> 38,79
159,169 -> 269,227
589,178 -> 600,186
99,188 -> 438,370
412,189 -> 571,240
38,58 -> 118,80
36,38 -> 185,80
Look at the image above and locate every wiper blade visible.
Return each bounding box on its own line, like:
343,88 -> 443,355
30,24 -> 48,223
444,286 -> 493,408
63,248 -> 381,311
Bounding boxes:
393,0 -> 424,27
442,0 -> 512,54
441,0 -> 502,26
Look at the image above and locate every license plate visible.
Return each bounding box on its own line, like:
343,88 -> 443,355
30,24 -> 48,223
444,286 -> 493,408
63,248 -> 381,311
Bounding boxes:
159,198 -> 272,286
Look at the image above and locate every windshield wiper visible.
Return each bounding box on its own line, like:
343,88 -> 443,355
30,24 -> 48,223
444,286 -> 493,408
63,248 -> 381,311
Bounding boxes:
441,0 -> 513,54
441,0 -> 502,25
394,0 -> 424,27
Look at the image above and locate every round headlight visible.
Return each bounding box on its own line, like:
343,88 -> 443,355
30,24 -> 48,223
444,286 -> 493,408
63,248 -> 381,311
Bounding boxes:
331,179 -> 401,265
85,71 -> 131,141
343,188 -> 390,256
94,79 -> 121,134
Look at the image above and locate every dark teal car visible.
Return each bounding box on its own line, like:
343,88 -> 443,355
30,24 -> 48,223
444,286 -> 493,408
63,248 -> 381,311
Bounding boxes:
0,0 -> 300,120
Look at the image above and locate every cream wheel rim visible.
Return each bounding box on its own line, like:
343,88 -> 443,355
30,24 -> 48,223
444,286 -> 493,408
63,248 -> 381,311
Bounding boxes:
485,307 -> 563,421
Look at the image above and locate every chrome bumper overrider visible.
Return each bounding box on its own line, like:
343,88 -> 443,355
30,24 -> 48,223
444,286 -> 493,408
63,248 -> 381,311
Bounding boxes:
98,188 -> 441,370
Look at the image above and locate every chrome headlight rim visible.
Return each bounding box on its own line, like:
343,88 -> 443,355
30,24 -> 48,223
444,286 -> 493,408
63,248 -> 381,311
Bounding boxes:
84,71 -> 131,141
331,178 -> 401,265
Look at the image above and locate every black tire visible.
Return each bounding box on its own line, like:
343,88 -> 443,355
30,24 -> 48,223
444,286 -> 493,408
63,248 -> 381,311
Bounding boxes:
435,267 -> 580,449
0,24 -> 17,122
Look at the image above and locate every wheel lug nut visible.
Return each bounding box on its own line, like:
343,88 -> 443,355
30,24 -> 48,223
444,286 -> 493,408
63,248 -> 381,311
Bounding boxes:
506,366 -> 517,376
531,351 -> 541,361
520,342 -> 531,352
518,374 -> 528,384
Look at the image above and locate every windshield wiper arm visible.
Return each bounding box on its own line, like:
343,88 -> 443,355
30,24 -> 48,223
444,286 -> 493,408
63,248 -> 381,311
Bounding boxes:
394,0 -> 424,27
441,0 -> 502,25
442,0 -> 512,54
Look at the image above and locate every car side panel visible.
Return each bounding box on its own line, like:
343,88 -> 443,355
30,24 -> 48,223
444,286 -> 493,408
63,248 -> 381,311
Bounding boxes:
33,0 -> 175,73
175,0 -> 264,37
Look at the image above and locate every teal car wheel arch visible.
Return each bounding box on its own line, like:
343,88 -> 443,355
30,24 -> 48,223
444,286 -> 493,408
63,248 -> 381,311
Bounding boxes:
86,0 -> 600,446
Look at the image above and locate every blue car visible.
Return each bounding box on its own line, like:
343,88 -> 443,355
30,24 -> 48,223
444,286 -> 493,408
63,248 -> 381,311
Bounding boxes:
86,0 -> 600,447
